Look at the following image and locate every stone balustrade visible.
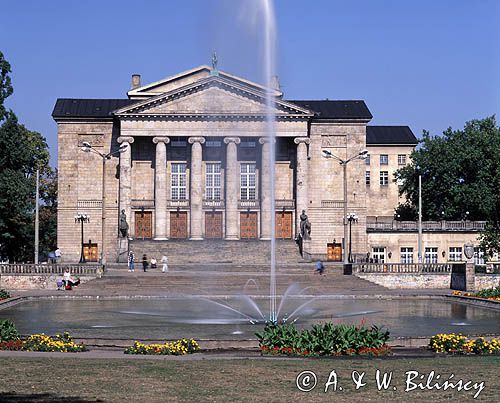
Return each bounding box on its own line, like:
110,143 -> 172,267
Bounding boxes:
352,262 -> 453,274
367,220 -> 486,232
0,263 -> 103,276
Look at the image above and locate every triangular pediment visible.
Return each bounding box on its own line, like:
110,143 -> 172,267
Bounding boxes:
115,75 -> 313,118
127,65 -> 283,99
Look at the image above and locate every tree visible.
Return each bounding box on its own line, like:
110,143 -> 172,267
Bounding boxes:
395,116 -> 500,255
0,51 -> 55,262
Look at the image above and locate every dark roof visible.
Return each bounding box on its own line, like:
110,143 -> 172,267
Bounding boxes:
288,100 -> 372,120
366,126 -> 418,145
52,99 -> 137,119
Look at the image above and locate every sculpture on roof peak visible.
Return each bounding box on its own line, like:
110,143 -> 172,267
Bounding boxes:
211,51 -> 219,76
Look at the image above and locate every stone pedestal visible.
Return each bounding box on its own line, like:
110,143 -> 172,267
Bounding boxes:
466,261 -> 476,292
117,238 -> 129,263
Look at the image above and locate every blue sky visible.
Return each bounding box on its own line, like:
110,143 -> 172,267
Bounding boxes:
1,0 -> 498,165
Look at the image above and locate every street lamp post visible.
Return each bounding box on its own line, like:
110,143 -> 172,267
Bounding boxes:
347,212 -> 358,263
81,142 -> 128,264
322,149 -> 368,266
74,213 -> 90,263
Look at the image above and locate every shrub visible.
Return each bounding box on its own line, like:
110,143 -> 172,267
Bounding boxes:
474,286 -> 500,300
429,334 -> 500,355
0,319 -> 20,342
0,340 -> 23,350
23,332 -> 87,352
256,322 -> 391,356
0,289 -> 10,300
124,338 -> 200,355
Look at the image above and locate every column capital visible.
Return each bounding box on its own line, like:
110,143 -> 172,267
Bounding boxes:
188,136 -> 205,145
117,136 -> 135,144
224,137 -> 241,145
153,136 -> 170,144
258,137 -> 276,145
294,137 -> 310,145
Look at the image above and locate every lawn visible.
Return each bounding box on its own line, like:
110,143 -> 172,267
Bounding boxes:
0,355 -> 498,402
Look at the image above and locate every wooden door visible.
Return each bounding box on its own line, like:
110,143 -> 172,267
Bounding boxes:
240,212 -> 258,239
327,243 -> 342,262
275,212 -> 293,239
83,243 -> 98,262
205,212 -> 223,239
135,211 -> 152,239
170,211 -> 188,239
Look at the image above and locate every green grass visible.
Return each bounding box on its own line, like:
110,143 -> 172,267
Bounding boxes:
0,355 -> 498,402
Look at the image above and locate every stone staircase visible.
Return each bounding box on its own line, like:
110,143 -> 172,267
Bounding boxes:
127,239 -> 304,266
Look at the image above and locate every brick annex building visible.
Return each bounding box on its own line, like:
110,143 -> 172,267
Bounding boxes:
52,65 -> 485,264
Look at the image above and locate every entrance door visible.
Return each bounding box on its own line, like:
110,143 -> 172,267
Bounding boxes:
327,242 -> 342,262
170,211 -> 188,239
83,242 -> 98,262
240,212 -> 258,239
205,212 -> 223,239
275,212 -> 293,239
135,211 -> 152,239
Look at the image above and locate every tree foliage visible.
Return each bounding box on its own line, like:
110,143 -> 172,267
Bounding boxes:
395,116 -> 500,255
0,51 -> 56,262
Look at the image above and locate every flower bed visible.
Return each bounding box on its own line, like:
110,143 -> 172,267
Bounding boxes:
124,338 -> 200,355
452,286 -> 500,301
429,334 -> 500,355
23,332 -> 87,352
0,289 -> 10,301
256,322 -> 391,357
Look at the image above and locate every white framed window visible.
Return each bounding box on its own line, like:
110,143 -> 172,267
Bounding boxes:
425,247 -> 438,264
240,163 -> 256,200
372,247 -> 385,263
365,171 -> 370,186
400,247 -> 414,264
449,247 -> 463,262
474,247 -> 485,265
380,171 -> 389,186
398,154 -> 407,165
205,163 -> 221,200
380,154 -> 388,165
171,163 -> 187,200
365,155 -> 370,165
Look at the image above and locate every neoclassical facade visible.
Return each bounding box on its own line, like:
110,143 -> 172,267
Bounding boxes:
53,65 -> 483,264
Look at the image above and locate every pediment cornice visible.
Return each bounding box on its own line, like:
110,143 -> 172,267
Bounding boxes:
114,75 -> 314,120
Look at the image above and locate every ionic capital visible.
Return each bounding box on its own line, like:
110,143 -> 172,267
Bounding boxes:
258,137 -> 276,145
224,137 -> 241,145
117,136 -> 135,144
188,136 -> 206,145
153,136 -> 170,144
294,137 -> 311,145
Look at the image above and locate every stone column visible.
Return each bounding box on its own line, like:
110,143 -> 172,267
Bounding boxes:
294,137 -> 310,233
224,137 -> 241,240
153,137 -> 170,240
259,137 -> 273,240
188,137 -> 205,240
117,136 -> 134,236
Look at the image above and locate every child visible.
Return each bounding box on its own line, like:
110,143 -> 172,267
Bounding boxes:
142,254 -> 148,272
150,257 -> 157,269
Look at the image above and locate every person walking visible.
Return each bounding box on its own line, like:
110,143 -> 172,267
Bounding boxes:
128,251 -> 135,272
142,254 -> 148,272
315,260 -> 325,275
161,255 -> 168,273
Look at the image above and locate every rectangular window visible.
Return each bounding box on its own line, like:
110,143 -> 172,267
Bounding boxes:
398,154 -> 407,165
449,247 -> 463,262
205,163 -> 221,200
425,247 -> 438,264
365,155 -> 370,165
380,154 -> 388,165
380,171 -> 389,186
171,163 -> 187,200
240,163 -> 256,200
474,247 -> 485,265
400,247 -> 414,264
205,140 -> 221,148
372,247 -> 385,263
240,141 -> 256,148
365,171 -> 371,186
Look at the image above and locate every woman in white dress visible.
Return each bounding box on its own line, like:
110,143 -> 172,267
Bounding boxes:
161,255 -> 168,273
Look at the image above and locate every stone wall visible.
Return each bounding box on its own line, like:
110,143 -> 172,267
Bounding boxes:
0,275 -> 95,290
356,273 -> 500,290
